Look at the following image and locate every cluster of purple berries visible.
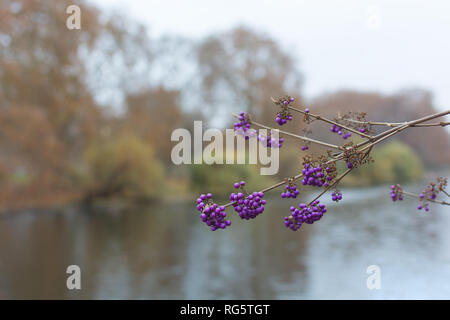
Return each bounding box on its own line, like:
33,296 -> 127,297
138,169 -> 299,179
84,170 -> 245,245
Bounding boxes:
275,97 -> 294,125
389,184 -> 403,201
284,200 -> 327,231
301,145 -> 309,151
230,191 -> 266,220
330,124 -> 352,139
281,183 -> 299,199
230,181 -> 266,220
234,112 -> 255,140
196,193 -> 231,231
276,113 -> 293,125
416,202 -> 430,212
417,189 -> 436,212
331,191 -> 343,202
301,163 -> 334,188
258,131 -> 284,148
416,179 -> 447,212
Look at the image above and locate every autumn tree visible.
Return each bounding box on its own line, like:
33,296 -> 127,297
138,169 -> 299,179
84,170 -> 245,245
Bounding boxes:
124,87 -> 184,163
0,0 -> 102,193
0,0 -> 162,206
196,26 -> 303,126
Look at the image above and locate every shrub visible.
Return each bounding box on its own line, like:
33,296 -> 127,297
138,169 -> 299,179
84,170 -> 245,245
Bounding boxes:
344,141 -> 424,186
83,134 -> 164,201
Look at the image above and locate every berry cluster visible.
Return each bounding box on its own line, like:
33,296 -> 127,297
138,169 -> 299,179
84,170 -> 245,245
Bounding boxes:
230,181 -> 266,220
234,112 -> 256,140
301,145 -> 309,151
274,96 -> 294,126
422,183 -> 439,201
281,182 -> 299,199
276,113 -> 293,126
196,193 -> 231,231
284,200 -> 327,231
301,163 -> 335,188
330,124 -> 352,140
331,191 -> 343,202
390,184 -> 403,201
417,191 -> 430,211
258,131 -> 284,148
389,179 -> 449,213
416,202 -> 430,212
416,179 -> 443,212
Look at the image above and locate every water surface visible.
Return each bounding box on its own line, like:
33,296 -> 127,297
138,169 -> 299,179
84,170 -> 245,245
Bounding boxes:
0,186 -> 449,299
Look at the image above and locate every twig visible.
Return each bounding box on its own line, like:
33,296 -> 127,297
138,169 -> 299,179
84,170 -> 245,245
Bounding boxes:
222,172 -> 304,208
308,168 -> 353,205
252,119 -> 343,151
232,112 -> 343,150
355,109 -> 450,150
442,189 -> 450,198
285,105 -> 373,139
402,191 -> 450,206
339,117 -> 449,128
270,96 -> 373,139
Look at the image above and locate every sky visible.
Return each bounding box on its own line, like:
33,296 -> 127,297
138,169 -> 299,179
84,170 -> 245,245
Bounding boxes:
92,0 -> 450,113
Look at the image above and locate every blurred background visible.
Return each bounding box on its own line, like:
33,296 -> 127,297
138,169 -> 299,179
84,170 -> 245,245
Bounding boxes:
0,0 -> 449,299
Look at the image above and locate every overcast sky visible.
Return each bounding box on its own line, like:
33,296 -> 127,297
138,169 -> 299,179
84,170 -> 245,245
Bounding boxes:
92,0 -> 450,112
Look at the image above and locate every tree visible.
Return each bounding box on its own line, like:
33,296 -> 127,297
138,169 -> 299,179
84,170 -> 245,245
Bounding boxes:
124,87 -> 184,163
196,26 -> 303,126
0,0 -> 158,202
0,0 -> 102,189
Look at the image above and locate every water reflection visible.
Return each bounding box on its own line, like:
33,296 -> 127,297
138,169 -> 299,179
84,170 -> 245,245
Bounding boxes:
0,185 -> 449,299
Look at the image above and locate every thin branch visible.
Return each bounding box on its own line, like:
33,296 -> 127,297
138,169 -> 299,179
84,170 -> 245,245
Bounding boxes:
355,109 -> 450,150
402,191 -> 450,206
252,119 -> 343,151
232,112 -> 343,150
440,189 -> 450,198
411,122 -> 450,127
270,96 -> 372,139
308,168 -> 353,205
288,105 -> 374,139
222,172 -> 304,208
339,117 -> 450,128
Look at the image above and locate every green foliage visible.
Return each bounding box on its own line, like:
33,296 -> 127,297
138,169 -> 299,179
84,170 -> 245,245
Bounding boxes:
83,135 -> 164,200
344,141 -> 424,186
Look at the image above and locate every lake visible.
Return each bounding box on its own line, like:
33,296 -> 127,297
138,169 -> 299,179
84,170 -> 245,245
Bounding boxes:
0,185 -> 449,299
